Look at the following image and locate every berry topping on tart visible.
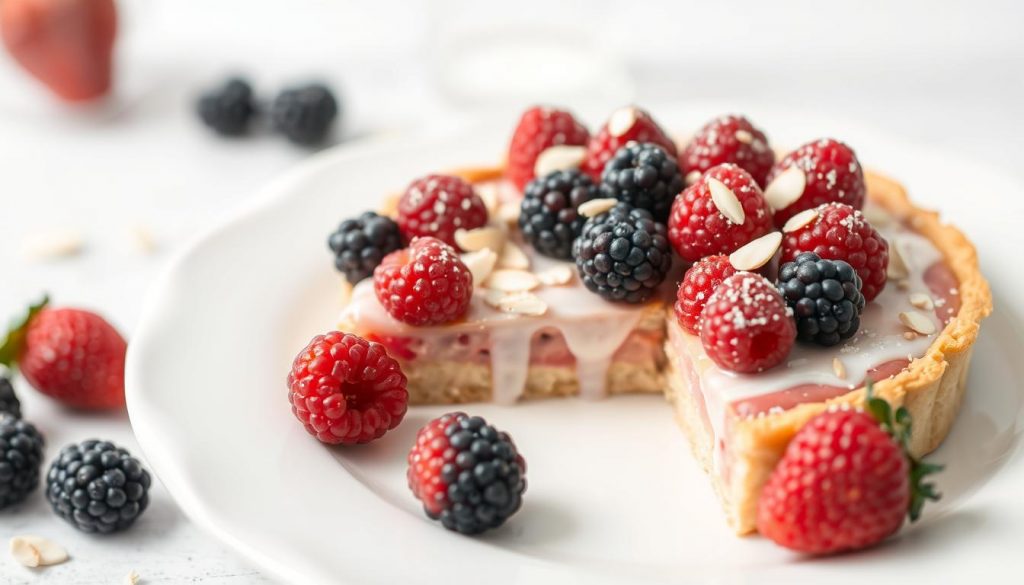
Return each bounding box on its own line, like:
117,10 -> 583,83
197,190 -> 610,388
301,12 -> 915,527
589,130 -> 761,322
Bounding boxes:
519,169 -> 599,260
673,254 -> 737,335
781,202 -> 889,301
373,237 -> 474,326
764,138 -> 866,227
581,106 -> 676,180
667,163 -> 774,262
699,272 -> 796,373
680,114 -> 775,187
328,211 -> 403,283
778,252 -> 866,346
505,106 -> 590,191
599,142 -> 684,222
396,175 -> 488,248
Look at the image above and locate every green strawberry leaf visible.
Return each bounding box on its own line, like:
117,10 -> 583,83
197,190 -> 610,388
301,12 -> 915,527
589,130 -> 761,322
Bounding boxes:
0,295 -> 49,369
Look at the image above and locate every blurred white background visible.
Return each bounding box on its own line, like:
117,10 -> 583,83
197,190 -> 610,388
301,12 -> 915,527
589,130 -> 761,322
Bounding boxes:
0,0 -> 1021,582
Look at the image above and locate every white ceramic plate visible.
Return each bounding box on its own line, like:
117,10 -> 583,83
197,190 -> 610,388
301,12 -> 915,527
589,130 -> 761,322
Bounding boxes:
127,104 -> 1024,585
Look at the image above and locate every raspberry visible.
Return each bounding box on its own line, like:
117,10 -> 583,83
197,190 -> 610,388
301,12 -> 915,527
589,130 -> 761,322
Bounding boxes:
519,169 -> 599,260
778,252 -> 866,346
599,142 -> 684,222
580,106 -> 676,180
0,414 -> 44,509
46,439 -> 151,533
287,331 -> 409,445
765,138 -> 866,227
673,255 -> 736,335
757,385 -> 941,555
328,211 -> 403,283
0,299 -> 126,409
781,202 -> 889,301
0,375 -> 21,419
408,412 -> 526,534
270,83 -> 340,145
680,114 -> 775,187
700,273 -> 795,373
667,163 -> 774,262
196,78 -> 256,136
573,202 -> 674,304
373,237 -> 474,326
505,106 -> 590,191
396,175 -> 488,248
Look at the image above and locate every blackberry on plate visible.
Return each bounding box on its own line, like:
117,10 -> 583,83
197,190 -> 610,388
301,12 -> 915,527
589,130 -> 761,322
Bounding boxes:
46,439 -> 151,534
519,169 -> 599,260
0,414 -> 44,509
573,202 -> 673,304
196,78 -> 256,136
328,211 -> 403,283
271,83 -> 339,145
408,412 -> 526,535
777,252 -> 866,346
599,142 -> 684,222
0,375 -> 21,419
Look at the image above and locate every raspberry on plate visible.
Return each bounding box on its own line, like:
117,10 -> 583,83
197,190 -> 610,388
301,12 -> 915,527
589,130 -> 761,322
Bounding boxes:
519,169 -> 599,260
667,163 -> 774,262
764,138 -> 866,227
505,106 -> 590,192
680,114 -> 775,187
599,142 -> 684,222
0,298 -> 126,409
674,255 -> 737,335
778,252 -> 866,346
580,106 -> 677,180
396,175 -> 489,248
373,237 -> 474,326
757,384 -> 942,555
407,412 -> 526,534
700,272 -> 795,373
287,331 -> 409,445
781,202 -> 889,302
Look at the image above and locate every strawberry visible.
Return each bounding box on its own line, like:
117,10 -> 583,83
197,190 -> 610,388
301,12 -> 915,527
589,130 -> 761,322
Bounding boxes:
757,383 -> 942,555
0,297 -> 127,409
0,0 -> 117,102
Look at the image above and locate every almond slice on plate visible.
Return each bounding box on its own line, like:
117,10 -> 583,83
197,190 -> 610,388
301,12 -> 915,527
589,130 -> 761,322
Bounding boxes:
707,178 -> 745,224
534,145 -> 586,177
23,229 -> 85,261
497,292 -> 548,316
781,208 -> 818,233
497,241 -> 530,270
476,183 -> 500,216
729,231 -> 782,271
607,106 -> 638,137
497,202 -> 520,226
578,198 -> 618,218
10,536 -> 68,567
832,357 -> 847,379
461,249 -> 498,285
909,292 -> 934,310
481,288 -> 509,309
455,226 -> 505,253
124,570 -> 141,585
536,265 -> 574,286
764,166 -> 806,211
899,311 -> 936,335
486,269 -> 540,292
10,538 -> 40,568
888,244 -> 909,279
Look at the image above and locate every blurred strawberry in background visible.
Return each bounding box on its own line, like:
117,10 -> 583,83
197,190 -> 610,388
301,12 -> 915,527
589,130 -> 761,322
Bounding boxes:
0,0 -> 117,102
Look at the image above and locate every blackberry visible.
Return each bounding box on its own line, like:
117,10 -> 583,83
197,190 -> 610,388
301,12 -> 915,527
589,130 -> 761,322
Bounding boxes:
46,439 -> 152,534
0,414 -> 44,509
271,83 -> 339,145
572,202 -> 673,304
777,252 -> 866,346
599,142 -> 684,222
0,375 -> 21,419
518,169 -> 599,260
328,211 -> 403,283
408,413 -> 526,535
196,78 -> 256,136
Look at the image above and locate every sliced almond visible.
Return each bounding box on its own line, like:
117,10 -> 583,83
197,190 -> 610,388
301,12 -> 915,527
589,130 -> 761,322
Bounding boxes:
454,226 -> 505,253
497,202 -> 520,226
607,106 -> 638,137
888,244 -> 909,279
684,170 -> 702,186
909,292 -> 934,310
22,536 -> 67,566
764,166 -> 806,211
734,129 -> 754,144
124,570 -> 141,585
578,198 -> 618,218
899,311 -> 936,335
903,331 -> 918,340
832,357 -> 847,379
896,278 -> 910,291
536,265 -> 574,286
481,288 -> 509,309
497,240 -> 530,270
485,269 -> 539,292
534,145 -> 586,177
23,230 -> 85,261
476,183 -> 500,216
461,249 -> 498,285
707,178 -> 745,224
10,538 -> 40,568
781,208 -> 818,233
729,232 -> 782,271
132,225 -> 157,254
497,292 -> 548,316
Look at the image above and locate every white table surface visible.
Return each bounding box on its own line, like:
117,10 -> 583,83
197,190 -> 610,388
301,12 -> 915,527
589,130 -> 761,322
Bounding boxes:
0,1 -> 1021,583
